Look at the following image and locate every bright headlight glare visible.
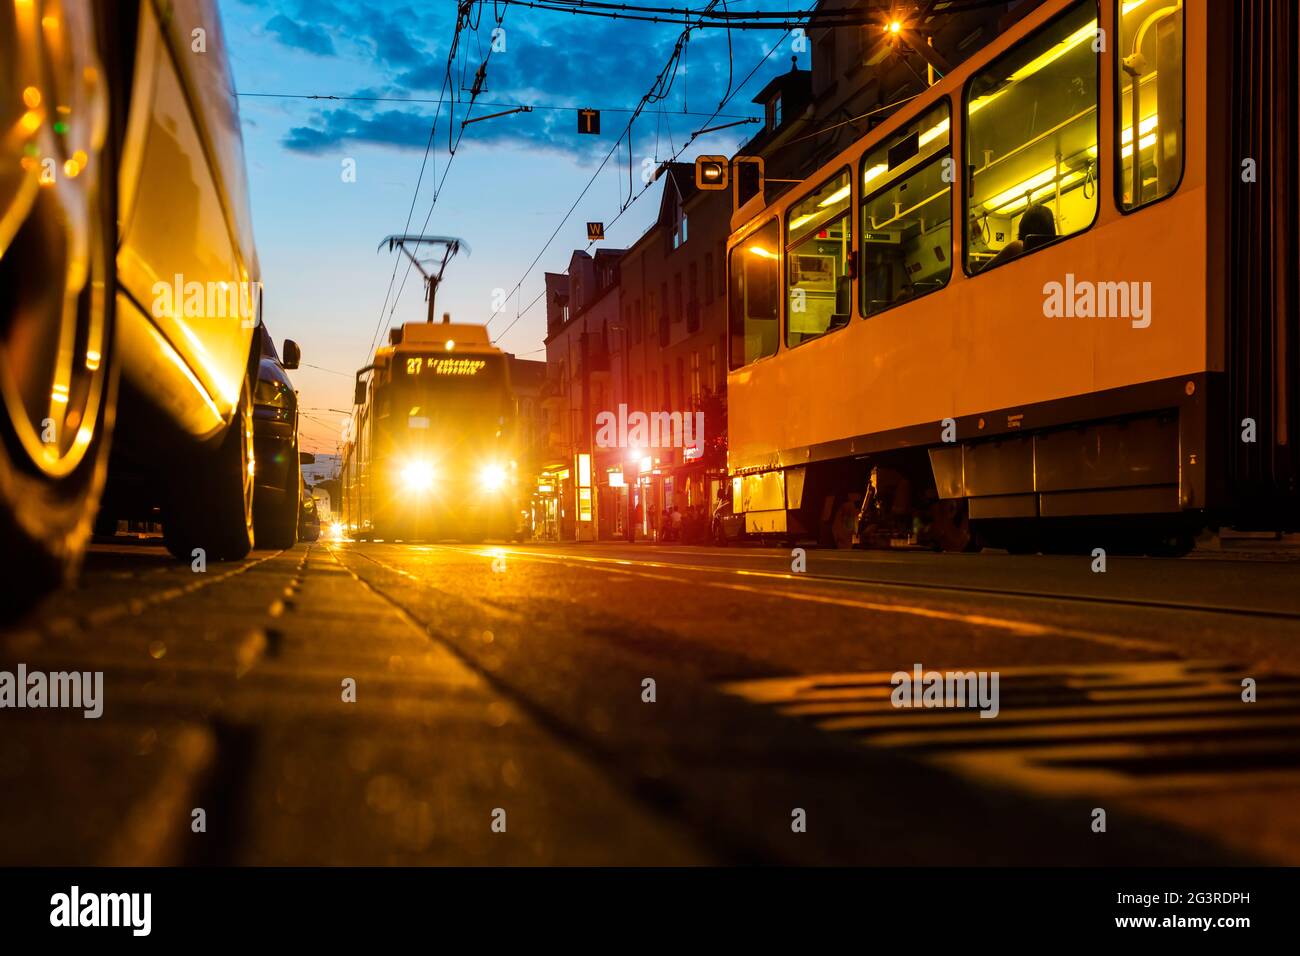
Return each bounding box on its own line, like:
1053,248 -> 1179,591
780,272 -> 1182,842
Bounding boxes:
401,460 -> 435,491
480,463 -> 507,491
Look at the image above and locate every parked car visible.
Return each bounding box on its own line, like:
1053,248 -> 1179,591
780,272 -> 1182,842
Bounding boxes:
2,1 -> 264,613
298,480 -> 320,543
252,329 -> 302,548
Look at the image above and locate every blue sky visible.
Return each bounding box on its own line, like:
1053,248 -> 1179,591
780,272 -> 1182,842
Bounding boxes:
219,1 -> 804,453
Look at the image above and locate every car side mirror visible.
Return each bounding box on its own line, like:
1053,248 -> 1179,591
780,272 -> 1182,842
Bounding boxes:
282,339 -> 301,369
299,452 -> 316,465
354,380 -> 367,405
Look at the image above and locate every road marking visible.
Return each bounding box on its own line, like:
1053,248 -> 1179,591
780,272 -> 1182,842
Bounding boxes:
429,544 -> 1175,656
721,660 -> 1300,795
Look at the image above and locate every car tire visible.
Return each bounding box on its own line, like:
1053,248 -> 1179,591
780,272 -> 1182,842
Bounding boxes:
162,373 -> 256,562
0,4 -> 118,618
255,439 -> 299,549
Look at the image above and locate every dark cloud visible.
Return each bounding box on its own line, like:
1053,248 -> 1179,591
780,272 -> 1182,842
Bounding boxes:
283,108 -> 434,153
264,14 -> 336,56
256,0 -> 793,160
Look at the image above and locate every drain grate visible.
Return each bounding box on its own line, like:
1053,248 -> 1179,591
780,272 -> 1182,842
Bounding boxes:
721,660 -> 1300,795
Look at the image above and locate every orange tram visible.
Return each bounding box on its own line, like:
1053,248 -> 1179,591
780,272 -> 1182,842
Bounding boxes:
724,0 -> 1298,553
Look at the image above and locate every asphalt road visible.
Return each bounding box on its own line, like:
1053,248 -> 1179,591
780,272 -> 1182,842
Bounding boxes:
3,536 -> 1299,865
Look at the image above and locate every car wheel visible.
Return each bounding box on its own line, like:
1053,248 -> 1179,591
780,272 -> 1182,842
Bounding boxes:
162,372 -> 255,562
0,3 -> 116,616
255,439 -> 299,549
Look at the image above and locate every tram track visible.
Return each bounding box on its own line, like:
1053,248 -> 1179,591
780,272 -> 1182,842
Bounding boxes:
416,543 -> 1300,625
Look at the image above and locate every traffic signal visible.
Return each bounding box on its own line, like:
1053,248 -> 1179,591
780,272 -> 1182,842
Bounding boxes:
695,155 -> 728,190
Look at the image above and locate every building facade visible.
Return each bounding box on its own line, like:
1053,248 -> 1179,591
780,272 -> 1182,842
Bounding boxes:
530,1 -> 1039,542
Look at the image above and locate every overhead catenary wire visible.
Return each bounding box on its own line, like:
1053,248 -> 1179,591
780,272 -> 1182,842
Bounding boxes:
496,0 -> 1018,27
485,0 -> 729,341
491,21 -> 792,347
383,2 -> 511,340
238,91 -> 756,121
359,14 -> 462,366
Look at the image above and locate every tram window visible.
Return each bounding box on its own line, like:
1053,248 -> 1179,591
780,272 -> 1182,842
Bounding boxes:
728,219 -> 780,369
965,0 -> 1099,274
785,168 -> 851,347
1117,0 -> 1183,210
861,99 -> 952,317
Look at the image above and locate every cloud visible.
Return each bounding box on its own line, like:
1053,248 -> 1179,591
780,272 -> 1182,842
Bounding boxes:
283,108 -> 433,153
264,14 -> 336,56
257,1 -> 790,161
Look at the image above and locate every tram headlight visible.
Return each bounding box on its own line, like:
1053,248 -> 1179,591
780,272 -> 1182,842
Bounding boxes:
479,462 -> 507,492
400,460 -> 436,492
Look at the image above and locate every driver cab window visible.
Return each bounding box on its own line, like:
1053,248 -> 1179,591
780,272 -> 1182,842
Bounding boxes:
728,219 -> 780,369
786,168 -> 851,347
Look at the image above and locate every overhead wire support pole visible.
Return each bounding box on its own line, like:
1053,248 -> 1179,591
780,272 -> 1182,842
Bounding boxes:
690,117 -> 759,137
462,105 -> 533,126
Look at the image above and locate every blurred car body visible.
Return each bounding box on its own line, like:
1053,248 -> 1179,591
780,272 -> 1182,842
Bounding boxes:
298,483 -> 320,542
1,1 -> 266,615
252,329 -> 302,548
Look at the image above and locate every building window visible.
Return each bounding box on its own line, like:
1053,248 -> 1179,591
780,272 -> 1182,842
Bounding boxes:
717,241 -> 726,297
703,253 -> 714,305
690,351 -> 701,405
672,197 -> 689,250
786,167 -> 852,347
677,357 -> 685,410
816,33 -> 836,94
674,272 -> 684,323
728,219 -> 780,369
663,365 -> 672,410
861,99 -> 952,317
965,0 -> 1099,275
706,343 -> 717,394
660,281 -> 670,346
1116,0 -> 1183,211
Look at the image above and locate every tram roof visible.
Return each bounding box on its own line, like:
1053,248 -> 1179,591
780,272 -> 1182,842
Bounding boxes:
379,321 -> 501,356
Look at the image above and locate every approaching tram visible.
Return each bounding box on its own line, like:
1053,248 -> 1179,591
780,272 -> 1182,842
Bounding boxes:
725,0 -> 1298,552
340,319 -> 523,541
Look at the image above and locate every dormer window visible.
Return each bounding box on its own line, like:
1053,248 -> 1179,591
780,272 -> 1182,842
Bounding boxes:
767,92 -> 783,130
